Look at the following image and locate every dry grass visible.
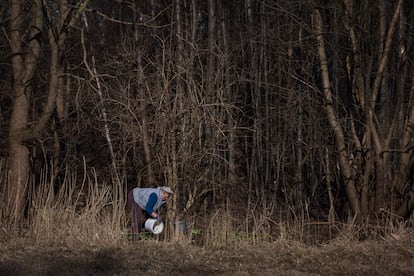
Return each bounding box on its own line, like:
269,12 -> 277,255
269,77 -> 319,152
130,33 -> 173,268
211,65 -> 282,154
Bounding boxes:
15,169 -> 127,248
1,170 -> 411,249
0,229 -> 413,275
0,168 -> 413,275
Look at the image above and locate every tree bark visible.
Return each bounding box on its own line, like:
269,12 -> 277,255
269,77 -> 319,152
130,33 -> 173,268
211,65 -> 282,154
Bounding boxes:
6,0 -> 43,226
313,9 -> 361,218
6,0 -> 88,226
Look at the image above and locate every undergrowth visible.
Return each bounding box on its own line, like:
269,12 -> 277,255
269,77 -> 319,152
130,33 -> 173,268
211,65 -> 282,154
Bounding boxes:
0,169 -> 411,248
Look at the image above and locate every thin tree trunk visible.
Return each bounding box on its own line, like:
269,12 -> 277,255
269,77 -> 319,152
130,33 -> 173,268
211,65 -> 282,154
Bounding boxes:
325,148 -> 335,223
396,77 -> 414,218
369,0 -> 402,212
139,1 -> 156,186
313,9 -> 360,217
220,4 -> 237,206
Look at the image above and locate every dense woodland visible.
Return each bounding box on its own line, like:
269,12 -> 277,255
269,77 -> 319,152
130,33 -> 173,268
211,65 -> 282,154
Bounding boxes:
1,0 -> 414,240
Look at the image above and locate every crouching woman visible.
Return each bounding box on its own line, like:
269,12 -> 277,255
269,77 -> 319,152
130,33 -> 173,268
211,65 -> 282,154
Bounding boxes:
127,186 -> 173,234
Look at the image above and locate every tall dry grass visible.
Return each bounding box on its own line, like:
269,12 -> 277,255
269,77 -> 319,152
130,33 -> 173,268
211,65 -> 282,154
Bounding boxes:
195,203 -> 412,248
23,167 -> 126,247
1,164 -> 411,248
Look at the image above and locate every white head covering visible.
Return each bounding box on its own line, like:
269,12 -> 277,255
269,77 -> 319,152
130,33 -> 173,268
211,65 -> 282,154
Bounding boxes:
161,186 -> 173,194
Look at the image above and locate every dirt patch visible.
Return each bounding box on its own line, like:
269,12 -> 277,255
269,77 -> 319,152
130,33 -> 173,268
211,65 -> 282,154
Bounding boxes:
1,232 -> 413,276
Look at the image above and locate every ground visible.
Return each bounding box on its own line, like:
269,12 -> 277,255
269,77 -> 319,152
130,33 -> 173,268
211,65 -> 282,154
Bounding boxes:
0,231 -> 413,276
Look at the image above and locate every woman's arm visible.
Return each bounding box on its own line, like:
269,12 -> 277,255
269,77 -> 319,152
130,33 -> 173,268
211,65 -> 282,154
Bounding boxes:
145,193 -> 159,218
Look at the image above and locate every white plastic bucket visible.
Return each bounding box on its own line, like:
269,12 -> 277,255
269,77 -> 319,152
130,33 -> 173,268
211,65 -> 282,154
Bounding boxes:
144,218 -> 164,234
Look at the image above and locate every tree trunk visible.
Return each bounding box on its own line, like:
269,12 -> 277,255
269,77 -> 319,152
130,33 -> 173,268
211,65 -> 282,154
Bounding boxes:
6,0 -> 43,226
220,3 -> 238,206
313,9 -> 361,218
6,0 -> 88,226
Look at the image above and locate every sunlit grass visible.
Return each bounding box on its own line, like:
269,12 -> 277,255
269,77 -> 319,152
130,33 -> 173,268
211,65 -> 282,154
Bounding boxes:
0,166 -> 411,248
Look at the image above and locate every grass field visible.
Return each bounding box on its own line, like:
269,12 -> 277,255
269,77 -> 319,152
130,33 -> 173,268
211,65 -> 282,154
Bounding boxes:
0,227 -> 413,275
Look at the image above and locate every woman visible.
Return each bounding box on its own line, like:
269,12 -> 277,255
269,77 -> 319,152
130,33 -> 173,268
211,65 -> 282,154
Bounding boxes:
127,186 -> 173,234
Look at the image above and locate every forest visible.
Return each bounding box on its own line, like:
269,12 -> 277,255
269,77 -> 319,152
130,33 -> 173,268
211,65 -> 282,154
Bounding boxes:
1,0 -> 414,247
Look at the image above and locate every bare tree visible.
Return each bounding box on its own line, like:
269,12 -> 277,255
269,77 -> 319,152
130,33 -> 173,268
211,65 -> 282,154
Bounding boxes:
313,0 -> 414,220
5,0 -> 88,226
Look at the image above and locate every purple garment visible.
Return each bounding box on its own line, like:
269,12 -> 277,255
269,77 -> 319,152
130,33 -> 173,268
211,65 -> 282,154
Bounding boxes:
128,189 -> 145,234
